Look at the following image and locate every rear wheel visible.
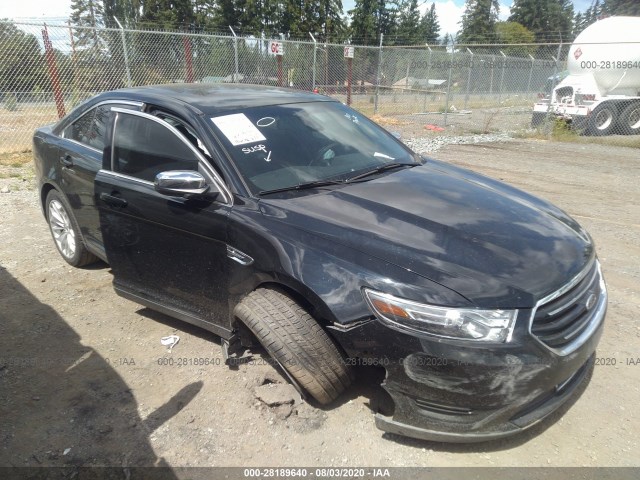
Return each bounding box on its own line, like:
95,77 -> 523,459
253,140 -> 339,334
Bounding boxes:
620,102 -> 640,135
234,288 -> 353,404
46,190 -> 98,267
588,104 -> 617,136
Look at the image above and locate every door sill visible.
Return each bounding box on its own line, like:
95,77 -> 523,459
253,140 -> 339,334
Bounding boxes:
114,284 -> 232,339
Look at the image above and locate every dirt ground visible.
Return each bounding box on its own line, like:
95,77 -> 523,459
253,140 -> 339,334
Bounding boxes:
0,139 -> 639,472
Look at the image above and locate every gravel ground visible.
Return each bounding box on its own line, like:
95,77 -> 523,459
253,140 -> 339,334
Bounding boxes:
405,132 -> 513,154
0,138 -> 639,473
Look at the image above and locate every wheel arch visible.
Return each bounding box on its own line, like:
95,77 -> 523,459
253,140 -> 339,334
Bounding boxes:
257,280 -> 334,326
40,182 -> 58,217
233,276 -> 340,331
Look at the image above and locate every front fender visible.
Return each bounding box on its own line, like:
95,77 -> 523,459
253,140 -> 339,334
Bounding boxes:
226,200 -> 471,327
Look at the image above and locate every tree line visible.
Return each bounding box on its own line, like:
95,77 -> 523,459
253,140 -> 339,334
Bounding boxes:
64,0 -> 640,47
74,0 -> 441,45
1,0 -> 639,97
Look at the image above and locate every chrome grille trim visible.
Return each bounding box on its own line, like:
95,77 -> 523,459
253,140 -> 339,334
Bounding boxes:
528,260 -> 607,356
544,265 -> 599,316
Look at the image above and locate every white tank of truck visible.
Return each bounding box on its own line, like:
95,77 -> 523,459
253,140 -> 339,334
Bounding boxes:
532,16 -> 640,135
568,16 -> 640,94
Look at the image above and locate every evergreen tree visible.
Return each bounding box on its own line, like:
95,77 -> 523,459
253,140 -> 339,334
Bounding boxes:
419,3 -> 440,45
349,0 -> 397,45
70,0 -> 105,49
396,0 -> 421,44
458,0 -> 500,44
318,0 -> 346,41
103,0 -> 141,27
213,0 -> 244,32
349,0 -> 380,45
601,0 -> 640,16
191,0 -> 218,31
0,21 -> 45,92
508,0 -> 574,42
140,0 -> 195,30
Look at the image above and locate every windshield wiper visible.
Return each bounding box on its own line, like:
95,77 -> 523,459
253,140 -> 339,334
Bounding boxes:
345,161 -> 421,183
258,161 -> 421,196
258,178 -> 345,196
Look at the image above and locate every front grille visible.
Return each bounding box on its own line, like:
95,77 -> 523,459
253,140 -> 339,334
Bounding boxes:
531,261 -> 602,350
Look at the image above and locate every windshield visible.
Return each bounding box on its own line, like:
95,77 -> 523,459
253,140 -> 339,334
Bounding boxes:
208,101 -> 416,194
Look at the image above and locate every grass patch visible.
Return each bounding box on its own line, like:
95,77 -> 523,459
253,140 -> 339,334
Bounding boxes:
0,150 -> 32,167
516,124 -> 640,148
370,114 -> 409,126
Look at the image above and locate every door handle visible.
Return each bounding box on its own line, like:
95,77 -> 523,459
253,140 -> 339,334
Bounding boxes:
59,154 -> 74,167
100,192 -> 128,207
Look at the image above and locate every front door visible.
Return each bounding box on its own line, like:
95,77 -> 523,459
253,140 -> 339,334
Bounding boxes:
95,109 -> 233,335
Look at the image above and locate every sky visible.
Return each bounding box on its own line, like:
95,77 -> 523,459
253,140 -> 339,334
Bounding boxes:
1,0 -> 597,37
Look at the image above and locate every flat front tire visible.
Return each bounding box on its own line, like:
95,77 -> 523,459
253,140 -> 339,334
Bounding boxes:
235,288 -> 353,404
46,190 -> 98,267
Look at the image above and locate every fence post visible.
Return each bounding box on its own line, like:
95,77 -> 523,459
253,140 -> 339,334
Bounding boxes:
527,54 -> 535,93
324,42 -> 329,90
229,26 -> 239,82
405,60 -> 410,89
490,55 -> 495,95
444,44 -> 454,126
113,17 -> 132,88
67,21 -> 78,95
465,47 -> 473,110
42,24 -> 66,119
183,36 -> 194,82
346,46 -> 353,106
374,33 -> 383,114
309,33 -> 317,91
498,50 -> 506,104
423,45 -> 432,112
545,42 -> 564,129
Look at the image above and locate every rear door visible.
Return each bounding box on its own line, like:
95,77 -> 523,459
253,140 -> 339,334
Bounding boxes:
58,101 -> 141,251
95,108 -> 234,334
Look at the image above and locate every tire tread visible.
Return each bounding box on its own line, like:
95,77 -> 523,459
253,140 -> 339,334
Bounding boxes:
235,288 -> 353,404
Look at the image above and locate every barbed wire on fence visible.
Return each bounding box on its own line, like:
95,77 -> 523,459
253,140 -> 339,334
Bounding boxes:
1,20 -> 638,153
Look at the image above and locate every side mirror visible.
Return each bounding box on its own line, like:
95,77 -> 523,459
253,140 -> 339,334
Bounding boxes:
154,170 -> 215,197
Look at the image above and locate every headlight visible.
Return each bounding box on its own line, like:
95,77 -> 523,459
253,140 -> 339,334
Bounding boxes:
363,289 -> 517,343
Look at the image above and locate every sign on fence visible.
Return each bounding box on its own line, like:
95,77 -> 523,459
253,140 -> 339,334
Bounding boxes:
268,40 -> 284,56
343,46 -> 354,59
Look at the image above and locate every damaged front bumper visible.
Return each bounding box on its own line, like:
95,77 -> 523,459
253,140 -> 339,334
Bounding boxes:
330,272 -> 606,443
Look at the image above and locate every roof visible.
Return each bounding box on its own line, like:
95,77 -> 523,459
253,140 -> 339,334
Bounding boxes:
392,77 -> 447,88
98,83 -> 334,115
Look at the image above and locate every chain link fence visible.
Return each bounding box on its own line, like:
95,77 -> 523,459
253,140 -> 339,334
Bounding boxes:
2,20 -> 639,153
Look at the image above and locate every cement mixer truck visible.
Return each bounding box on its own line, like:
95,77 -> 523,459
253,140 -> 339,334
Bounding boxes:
532,16 -> 640,135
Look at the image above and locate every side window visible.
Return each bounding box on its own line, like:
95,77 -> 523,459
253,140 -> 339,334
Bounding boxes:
157,114 -> 212,159
112,113 -> 199,182
62,108 -> 100,149
62,103 -> 137,151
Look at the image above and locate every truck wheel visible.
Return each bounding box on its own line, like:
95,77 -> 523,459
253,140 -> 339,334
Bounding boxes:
588,104 -> 617,136
234,288 -> 353,404
46,190 -> 98,267
620,103 -> 640,135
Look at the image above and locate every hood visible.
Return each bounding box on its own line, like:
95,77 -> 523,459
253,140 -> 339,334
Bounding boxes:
259,160 -> 594,308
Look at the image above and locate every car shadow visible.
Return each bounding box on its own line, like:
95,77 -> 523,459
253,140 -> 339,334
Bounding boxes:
0,265 -> 197,473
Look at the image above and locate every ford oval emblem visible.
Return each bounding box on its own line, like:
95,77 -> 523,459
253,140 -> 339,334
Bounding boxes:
585,293 -> 597,310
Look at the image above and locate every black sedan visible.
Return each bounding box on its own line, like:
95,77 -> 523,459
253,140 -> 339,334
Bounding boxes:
33,84 -> 607,442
